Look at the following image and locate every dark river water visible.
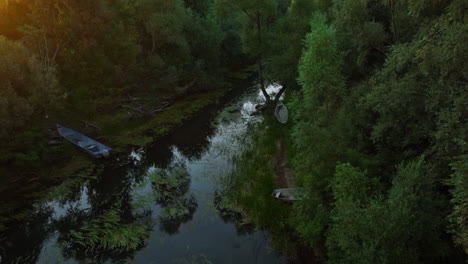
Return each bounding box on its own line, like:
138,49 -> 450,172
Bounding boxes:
1,80 -> 291,264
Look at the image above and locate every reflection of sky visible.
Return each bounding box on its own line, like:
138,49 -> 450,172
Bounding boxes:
35,84 -> 287,264
259,83 -> 284,101
44,184 -> 91,223
130,148 -> 144,162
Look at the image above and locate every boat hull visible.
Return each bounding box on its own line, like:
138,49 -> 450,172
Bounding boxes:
274,102 -> 288,124
57,124 -> 112,158
272,188 -> 305,202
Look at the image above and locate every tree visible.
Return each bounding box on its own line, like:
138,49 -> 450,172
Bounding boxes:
332,0 -> 388,77
327,158 -> 449,263
448,155 -> 468,255
289,11 -> 347,248
266,0 -> 317,103
296,12 -> 345,115
365,0 -> 468,178
214,0 -> 277,105
183,6 -> 224,89
0,36 -> 57,139
56,0 -> 141,100
136,0 -> 190,91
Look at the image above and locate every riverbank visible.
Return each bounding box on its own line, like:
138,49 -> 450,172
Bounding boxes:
214,114 -> 303,260
50,88 -> 226,180
1,78 -> 298,264
0,89 -> 221,231
217,113 -> 322,263
0,69 -> 257,234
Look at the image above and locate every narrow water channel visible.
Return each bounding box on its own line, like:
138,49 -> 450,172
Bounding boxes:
2,81 -> 290,264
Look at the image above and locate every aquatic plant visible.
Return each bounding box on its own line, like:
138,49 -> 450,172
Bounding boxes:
151,167 -> 191,204
150,166 -> 199,234
160,194 -> 197,222
213,190 -> 243,223
64,210 -> 153,254
158,193 -> 198,234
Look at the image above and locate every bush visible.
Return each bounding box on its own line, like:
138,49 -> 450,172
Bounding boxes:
0,36 -> 56,139
327,158 -> 449,263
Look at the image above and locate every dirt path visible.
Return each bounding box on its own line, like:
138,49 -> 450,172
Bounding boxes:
274,136 -> 296,188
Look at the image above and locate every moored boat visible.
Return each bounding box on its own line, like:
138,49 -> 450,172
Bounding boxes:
274,101 -> 288,124
272,188 -> 305,202
57,124 -> 112,158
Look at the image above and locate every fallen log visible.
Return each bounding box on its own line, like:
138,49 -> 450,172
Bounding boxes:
81,120 -> 101,131
123,102 -> 172,119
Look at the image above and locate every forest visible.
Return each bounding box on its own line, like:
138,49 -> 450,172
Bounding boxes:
0,0 -> 467,263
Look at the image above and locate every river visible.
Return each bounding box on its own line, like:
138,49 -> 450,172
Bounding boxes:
1,80 -> 293,264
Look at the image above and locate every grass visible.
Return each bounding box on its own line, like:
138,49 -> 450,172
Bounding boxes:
102,89 -> 225,152
47,88 -> 223,185
65,210 -> 153,254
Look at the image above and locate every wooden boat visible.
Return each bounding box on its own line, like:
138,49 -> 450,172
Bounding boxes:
272,188 -> 305,202
57,124 -> 111,158
274,101 -> 288,124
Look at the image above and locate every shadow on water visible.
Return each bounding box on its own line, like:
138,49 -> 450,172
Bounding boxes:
0,79 -> 301,264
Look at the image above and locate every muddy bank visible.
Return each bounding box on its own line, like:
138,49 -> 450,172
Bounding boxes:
274,136 -> 296,189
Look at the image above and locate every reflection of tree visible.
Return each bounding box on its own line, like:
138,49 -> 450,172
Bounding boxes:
0,205 -> 54,264
167,114 -> 215,161
140,140 -> 175,169
151,163 -> 198,234
53,155 -> 155,263
139,79 -> 255,167
54,182 -> 154,263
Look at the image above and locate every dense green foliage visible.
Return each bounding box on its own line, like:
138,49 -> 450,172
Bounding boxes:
0,0 -> 245,178
0,36 -> 57,138
449,154 -> 468,255
1,0 -> 467,262
215,0 -> 468,261
280,0 -> 467,262
327,159 -> 448,263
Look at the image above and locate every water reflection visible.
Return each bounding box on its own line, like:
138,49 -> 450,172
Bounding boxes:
52,171 -> 154,263
150,161 -> 198,235
0,205 -> 54,264
0,81 -> 288,264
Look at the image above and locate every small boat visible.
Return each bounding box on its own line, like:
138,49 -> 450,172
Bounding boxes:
274,101 -> 288,124
272,188 -> 305,202
57,124 -> 111,158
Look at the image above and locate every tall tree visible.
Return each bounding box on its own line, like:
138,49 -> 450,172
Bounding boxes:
266,0 -> 315,103
327,158 -> 450,263
0,36 -> 58,139
136,0 -> 190,90
332,0 -> 388,77
214,0 -> 277,105
289,11 -> 346,248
